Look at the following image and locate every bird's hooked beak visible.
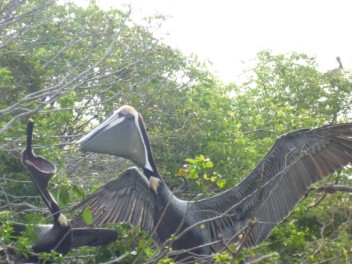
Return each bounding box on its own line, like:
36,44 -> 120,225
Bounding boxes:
22,120 -> 58,215
77,105 -> 153,171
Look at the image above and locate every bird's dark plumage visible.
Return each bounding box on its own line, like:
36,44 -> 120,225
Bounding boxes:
2,121 -> 117,262
72,167 -> 155,231
72,105 -> 352,260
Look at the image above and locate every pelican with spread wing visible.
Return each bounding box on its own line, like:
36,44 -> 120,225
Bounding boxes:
73,105 -> 352,261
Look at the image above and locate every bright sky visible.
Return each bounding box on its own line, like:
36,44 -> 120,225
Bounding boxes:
74,0 -> 352,83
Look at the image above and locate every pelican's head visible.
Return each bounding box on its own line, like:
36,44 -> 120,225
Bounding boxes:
78,105 -> 154,172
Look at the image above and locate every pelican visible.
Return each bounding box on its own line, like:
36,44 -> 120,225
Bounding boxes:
72,105 -> 352,261
21,120 -> 72,257
329,56 -> 344,78
336,56 -> 343,69
2,121 -> 117,262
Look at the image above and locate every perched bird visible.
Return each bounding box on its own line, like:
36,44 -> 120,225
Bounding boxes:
336,56 -> 343,69
1,121 -> 117,263
328,56 -> 344,82
73,105 -> 352,262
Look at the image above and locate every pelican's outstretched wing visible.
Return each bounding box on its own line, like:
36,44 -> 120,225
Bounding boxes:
190,124 -> 352,248
72,167 -> 155,231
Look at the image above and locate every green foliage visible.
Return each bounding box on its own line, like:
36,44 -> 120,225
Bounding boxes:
178,155 -> 226,195
214,251 -> 233,263
82,206 -> 93,225
0,212 -> 15,244
1,0 -> 352,263
36,251 -> 64,263
0,213 -> 65,262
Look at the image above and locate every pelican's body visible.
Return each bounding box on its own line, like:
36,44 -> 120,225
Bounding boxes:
73,105 -> 352,261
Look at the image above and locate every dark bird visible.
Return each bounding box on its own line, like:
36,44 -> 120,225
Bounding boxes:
21,120 -> 72,256
329,56 -> 344,78
336,56 -> 343,70
2,121 -> 117,262
72,105 -> 352,261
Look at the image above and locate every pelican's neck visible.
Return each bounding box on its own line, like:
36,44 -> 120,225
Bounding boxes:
138,122 -> 175,200
143,167 -> 159,179
337,57 -> 343,69
33,180 -> 69,228
143,141 -> 160,177
52,203 -> 69,228
137,114 -> 163,182
142,151 -> 165,184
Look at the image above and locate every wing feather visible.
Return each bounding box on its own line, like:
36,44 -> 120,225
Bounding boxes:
71,167 -> 155,231
190,124 -> 352,248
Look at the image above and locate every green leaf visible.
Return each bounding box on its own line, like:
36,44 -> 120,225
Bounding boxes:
216,179 -> 226,188
185,158 -> 196,164
189,170 -> 198,179
197,155 -> 205,161
204,160 -> 213,168
82,206 -> 93,225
